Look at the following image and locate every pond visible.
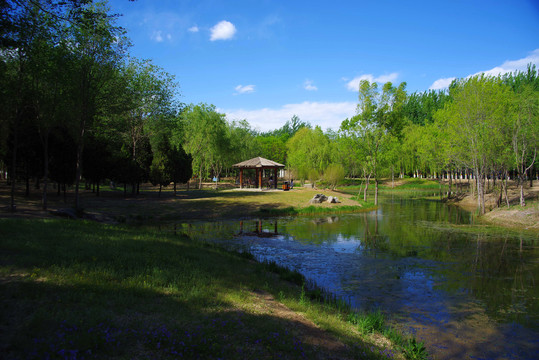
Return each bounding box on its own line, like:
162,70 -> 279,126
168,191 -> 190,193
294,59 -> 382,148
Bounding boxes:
175,195 -> 539,360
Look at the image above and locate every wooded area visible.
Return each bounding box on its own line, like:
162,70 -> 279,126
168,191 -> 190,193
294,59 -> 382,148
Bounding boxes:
1,1 -> 538,215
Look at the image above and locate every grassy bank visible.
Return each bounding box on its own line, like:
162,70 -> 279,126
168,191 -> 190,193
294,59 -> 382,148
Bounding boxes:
0,184 -> 374,223
1,218 -> 420,359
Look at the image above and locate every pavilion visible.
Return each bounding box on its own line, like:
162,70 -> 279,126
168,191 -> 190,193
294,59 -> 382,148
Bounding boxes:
232,157 -> 285,189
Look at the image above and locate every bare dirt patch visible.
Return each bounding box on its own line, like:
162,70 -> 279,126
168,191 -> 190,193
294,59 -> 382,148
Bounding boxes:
448,181 -> 539,230
250,290 -> 355,360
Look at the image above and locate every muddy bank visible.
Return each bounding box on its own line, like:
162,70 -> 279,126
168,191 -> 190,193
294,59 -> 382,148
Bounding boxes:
448,182 -> 539,231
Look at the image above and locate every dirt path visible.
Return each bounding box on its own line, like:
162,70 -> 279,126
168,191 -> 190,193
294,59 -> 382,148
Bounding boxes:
249,290 -> 355,360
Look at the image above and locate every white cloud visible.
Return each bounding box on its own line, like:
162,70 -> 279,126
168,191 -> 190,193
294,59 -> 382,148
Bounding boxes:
375,73 -> 400,83
188,26 -> 199,33
346,72 -> 399,91
210,20 -> 237,41
304,79 -> 318,91
220,101 -> 357,132
234,84 -> 256,94
151,30 -> 172,42
429,49 -> 539,90
151,30 -> 164,42
429,77 -> 457,90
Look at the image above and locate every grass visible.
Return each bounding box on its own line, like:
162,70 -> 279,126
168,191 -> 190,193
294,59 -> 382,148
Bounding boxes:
257,204 -> 376,217
0,218 -> 415,359
0,183 -> 374,223
338,177 -> 449,196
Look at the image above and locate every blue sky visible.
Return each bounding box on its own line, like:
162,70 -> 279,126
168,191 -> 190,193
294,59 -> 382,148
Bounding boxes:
108,0 -> 539,132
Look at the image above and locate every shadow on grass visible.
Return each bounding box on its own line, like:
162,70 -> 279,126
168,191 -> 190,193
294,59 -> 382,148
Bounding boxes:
0,218 -> 384,359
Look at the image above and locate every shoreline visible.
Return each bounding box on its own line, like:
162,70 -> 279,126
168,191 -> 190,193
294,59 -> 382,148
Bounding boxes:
445,183 -> 539,232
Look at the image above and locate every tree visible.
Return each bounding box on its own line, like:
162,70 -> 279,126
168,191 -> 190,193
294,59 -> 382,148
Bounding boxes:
511,84 -> 538,206
63,1 -> 128,209
324,163 -> 345,190
182,104 -> 229,189
169,144 -> 192,195
286,126 -> 331,187
341,80 -> 405,205
437,75 -> 513,214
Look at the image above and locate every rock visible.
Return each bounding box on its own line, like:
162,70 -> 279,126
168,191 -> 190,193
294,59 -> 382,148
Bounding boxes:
51,208 -> 78,219
327,196 -> 340,203
309,194 -> 328,204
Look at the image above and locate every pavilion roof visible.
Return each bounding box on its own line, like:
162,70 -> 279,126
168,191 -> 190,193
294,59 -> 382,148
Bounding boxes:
232,157 -> 285,168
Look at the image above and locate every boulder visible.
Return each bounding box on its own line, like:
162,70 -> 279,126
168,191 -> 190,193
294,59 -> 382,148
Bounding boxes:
309,193 -> 328,204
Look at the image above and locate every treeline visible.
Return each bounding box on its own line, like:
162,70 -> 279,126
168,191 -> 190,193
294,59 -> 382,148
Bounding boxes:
0,1 -> 314,212
285,69 -> 539,213
1,1 -> 537,216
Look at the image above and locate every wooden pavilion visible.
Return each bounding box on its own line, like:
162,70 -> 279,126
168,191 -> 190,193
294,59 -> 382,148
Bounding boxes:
232,157 -> 285,189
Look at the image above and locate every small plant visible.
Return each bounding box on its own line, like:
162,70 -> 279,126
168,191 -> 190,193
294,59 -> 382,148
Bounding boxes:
347,310 -> 385,334
403,337 -> 428,360
264,260 -> 304,285
299,284 -> 308,306
383,326 -> 403,345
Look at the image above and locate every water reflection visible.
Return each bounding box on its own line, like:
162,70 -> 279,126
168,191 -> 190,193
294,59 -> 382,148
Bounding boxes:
177,199 -> 538,359
237,219 -> 280,237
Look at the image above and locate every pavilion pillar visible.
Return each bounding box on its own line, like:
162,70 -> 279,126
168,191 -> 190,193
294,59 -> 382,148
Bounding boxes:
258,168 -> 262,189
239,169 -> 243,188
273,168 -> 278,189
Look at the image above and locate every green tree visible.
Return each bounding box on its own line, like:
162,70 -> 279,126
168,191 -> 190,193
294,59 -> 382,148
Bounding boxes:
182,104 -> 230,189
286,126 -> 331,187
63,1 -> 128,209
511,84 -> 538,206
436,75 -> 514,214
341,80 -> 405,204
324,163 -> 345,190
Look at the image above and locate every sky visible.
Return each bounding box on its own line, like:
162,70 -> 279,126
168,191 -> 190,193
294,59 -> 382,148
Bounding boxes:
107,0 -> 539,132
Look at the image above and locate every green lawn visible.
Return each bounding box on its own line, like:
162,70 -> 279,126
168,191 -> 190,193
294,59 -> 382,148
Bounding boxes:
1,218 -> 413,359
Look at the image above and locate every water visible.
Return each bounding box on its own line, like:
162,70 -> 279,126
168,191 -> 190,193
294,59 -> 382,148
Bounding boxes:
175,196 -> 539,360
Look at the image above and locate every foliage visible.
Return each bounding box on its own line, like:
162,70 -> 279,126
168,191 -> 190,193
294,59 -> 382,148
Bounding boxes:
324,163 -> 345,190
435,74 -> 515,213
286,126 -> 331,183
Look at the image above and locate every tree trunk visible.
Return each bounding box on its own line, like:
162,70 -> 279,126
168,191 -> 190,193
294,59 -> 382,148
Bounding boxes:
503,170 -> 510,208
364,175 -> 370,202
174,181 -> 177,196
448,170 -> 453,198
74,130 -> 84,211
41,134 -> 49,210
374,178 -> 379,205
10,126 -> 17,212
519,173 -> 526,207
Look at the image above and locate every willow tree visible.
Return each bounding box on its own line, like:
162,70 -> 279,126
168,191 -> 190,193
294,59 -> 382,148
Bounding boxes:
182,104 -> 229,189
286,126 -> 331,187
